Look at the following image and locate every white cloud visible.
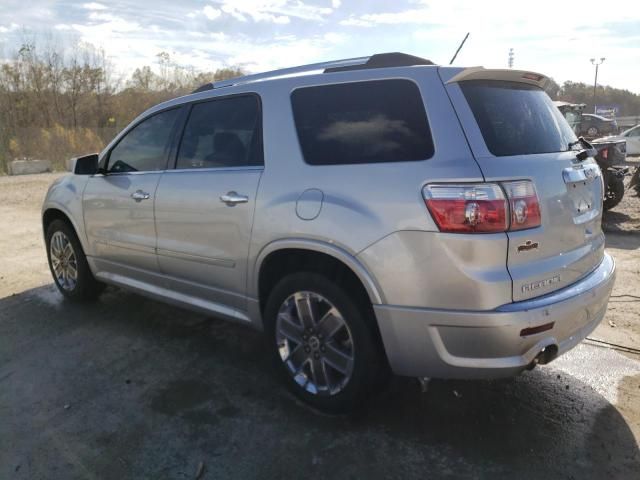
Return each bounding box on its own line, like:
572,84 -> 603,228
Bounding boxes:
349,8 -> 432,26
209,32 -> 227,41
272,15 -> 291,24
0,23 -> 19,34
323,32 -> 346,44
202,5 -> 221,20
84,12 -> 139,32
331,0 -> 341,7
82,2 -> 107,10
339,17 -> 373,27
218,0 -> 331,23
223,35 -> 341,72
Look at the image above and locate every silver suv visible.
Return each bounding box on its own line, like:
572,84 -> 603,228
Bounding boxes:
43,53 -> 616,412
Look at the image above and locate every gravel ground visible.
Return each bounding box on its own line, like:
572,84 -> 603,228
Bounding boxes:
0,172 -> 638,479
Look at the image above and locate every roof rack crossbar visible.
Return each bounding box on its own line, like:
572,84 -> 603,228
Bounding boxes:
212,55 -> 371,89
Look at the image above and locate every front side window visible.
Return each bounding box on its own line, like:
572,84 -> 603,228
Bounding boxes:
176,95 -> 262,169
461,81 -> 577,157
291,79 -> 434,165
108,108 -> 180,173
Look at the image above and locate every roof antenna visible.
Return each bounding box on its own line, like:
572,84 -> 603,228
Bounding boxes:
449,32 -> 470,65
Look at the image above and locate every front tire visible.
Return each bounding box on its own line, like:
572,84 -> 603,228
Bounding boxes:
264,272 -> 382,413
45,219 -> 104,301
603,175 -> 624,210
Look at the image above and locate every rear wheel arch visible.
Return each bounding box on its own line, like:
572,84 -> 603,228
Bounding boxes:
255,242 -> 384,312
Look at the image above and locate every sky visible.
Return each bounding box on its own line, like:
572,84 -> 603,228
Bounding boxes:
1,0 -> 639,92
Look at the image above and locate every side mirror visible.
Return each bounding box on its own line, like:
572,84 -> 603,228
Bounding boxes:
68,153 -> 99,175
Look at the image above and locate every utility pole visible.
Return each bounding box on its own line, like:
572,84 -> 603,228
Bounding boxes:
590,57 -> 605,114
508,48 -> 514,68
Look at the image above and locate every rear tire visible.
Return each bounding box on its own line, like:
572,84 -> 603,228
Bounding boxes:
603,175 -> 624,211
45,219 -> 104,301
264,272 -> 382,413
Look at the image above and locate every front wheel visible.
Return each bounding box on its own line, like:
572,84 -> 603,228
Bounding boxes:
603,174 -> 625,211
45,219 -> 104,301
264,272 -> 382,413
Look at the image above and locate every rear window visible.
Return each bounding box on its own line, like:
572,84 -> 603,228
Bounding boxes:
461,80 -> 577,157
291,79 -> 434,165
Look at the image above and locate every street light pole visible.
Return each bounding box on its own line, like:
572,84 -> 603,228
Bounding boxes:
590,57 -> 605,114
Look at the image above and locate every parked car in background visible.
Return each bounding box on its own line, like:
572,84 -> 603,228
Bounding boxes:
596,124 -> 640,156
42,53 -> 616,412
555,102 -> 619,138
578,113 -> 618,138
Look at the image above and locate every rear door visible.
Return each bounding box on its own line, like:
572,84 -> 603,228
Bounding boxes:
443,69 -> 604,302
154,94 -> 263,311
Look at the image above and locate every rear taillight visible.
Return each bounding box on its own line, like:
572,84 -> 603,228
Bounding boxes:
423,184 -> 508,233
502,180 -> 541,230
423,181 -> 541,233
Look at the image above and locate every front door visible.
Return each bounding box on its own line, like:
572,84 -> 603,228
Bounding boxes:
83,107 -> 182,278
154,94 -> 263,311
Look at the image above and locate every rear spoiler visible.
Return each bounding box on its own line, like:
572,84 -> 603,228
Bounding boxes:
446,67 -> 550,90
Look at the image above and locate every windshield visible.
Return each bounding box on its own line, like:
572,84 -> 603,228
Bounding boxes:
461,80 -> 577,156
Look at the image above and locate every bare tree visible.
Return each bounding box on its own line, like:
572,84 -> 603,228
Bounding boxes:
0,35 -> 245,172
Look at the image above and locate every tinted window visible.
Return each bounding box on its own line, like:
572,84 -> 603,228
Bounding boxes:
176,95 -> 262,169
461,81 -> 577,157
291,79 -> 434,165
108,108 -> 179,173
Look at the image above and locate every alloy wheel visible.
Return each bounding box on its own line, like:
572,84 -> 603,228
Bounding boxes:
275,291 -> 355,396
50,231 -> 78,291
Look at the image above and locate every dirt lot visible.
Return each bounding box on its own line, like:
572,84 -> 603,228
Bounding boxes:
0,172 -> 639,479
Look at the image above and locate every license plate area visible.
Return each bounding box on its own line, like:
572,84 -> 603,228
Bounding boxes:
562,164 -> 601,224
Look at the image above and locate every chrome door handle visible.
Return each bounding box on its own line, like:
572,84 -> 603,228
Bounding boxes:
131,190 -> 150,201
220,191 -> 249,206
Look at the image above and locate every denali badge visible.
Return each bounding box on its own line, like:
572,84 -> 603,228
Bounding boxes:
517,240 -> 539,252
522,275 -> 561,293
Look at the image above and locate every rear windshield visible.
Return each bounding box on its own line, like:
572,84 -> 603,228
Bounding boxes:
291,79 -> 434,165
461,80 -> 577,157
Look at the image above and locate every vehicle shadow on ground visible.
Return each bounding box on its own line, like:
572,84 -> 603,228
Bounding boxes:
1,285 -> 638,480
603,210 -> 633,233
605,231 -> 640,250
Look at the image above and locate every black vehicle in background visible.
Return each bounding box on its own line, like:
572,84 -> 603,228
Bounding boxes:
579,113 -> 618,138
555,102 -> 627,210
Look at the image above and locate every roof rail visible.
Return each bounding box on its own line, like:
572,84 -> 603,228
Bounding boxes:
324,52 -> 434,73
213,55 -> 370,89
190,52 -> 434,94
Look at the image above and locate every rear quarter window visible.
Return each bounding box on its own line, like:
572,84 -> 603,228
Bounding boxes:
291,79 -> 434,165
460,80 -> 577,157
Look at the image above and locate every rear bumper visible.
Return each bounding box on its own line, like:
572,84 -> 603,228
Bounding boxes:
374,253 -> 616,378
